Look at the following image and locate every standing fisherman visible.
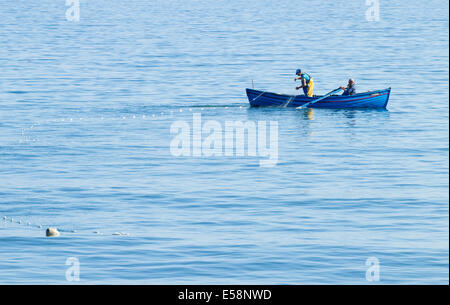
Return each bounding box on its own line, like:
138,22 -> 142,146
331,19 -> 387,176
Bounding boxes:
294,69 -> 314,97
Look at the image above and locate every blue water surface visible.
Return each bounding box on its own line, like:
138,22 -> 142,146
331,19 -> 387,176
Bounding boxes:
0,0 -> 448,284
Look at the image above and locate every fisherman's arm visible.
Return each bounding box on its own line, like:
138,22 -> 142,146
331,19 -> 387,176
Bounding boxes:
296,78 -> 307,90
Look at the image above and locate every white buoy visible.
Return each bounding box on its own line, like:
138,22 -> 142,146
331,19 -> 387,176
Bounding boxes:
46,227 -> 60,237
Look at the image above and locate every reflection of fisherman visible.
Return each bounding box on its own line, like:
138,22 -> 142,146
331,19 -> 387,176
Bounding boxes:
294,69 -> 314,97
340,78 -> 356,96
306,108 -> 314,121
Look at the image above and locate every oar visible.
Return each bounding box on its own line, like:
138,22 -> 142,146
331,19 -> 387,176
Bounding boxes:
296,88 -> 343,109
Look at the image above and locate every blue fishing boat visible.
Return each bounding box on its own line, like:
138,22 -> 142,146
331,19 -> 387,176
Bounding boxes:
246,88 -> 391,109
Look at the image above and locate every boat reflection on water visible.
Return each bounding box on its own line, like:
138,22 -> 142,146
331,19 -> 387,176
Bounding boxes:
246,105 -> 390,140
343,110 -> 357,128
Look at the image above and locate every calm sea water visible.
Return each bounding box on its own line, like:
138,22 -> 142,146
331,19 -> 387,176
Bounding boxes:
0,0 -> 448,284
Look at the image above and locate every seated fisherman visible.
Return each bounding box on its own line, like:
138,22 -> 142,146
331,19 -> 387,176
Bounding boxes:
340,78 -> 356,95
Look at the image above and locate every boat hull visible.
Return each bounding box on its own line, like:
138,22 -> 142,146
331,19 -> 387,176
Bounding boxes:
246,88 -> 391,109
